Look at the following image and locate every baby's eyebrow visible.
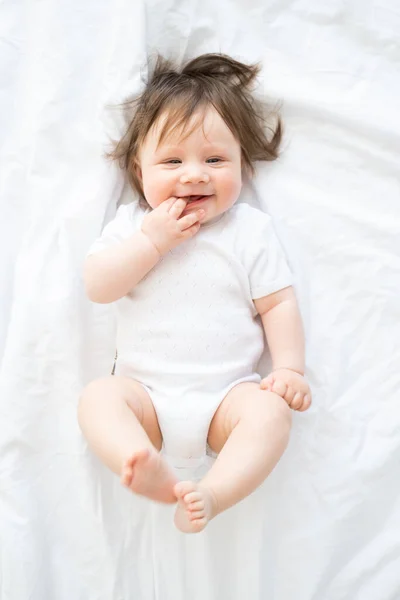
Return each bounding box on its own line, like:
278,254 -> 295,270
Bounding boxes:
156,145 -> 182,154
202,143 -> 227,151
158,143 -> 228,153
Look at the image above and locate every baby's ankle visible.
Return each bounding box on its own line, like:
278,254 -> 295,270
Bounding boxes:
200,483 -> 220,517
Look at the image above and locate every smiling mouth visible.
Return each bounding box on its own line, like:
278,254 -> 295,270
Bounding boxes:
180,195 -> 211,203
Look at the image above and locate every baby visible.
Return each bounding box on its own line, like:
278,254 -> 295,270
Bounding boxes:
78,53 -> 311,534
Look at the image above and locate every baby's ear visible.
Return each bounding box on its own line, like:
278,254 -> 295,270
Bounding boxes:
241,163 -> 252,185
135,162 -> 143,182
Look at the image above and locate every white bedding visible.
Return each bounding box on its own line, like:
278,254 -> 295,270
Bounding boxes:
1,1 -> 400,598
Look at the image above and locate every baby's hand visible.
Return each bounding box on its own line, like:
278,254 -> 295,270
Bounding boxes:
260,368 -> 311,411
141,197 -> 204,255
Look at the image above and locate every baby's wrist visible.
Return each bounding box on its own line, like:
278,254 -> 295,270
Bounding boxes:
271,366 -> 305,377
139,229 -> 162,259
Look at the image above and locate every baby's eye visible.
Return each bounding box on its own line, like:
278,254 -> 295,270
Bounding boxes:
206,157 -> 222,164
165,159 -> 181,164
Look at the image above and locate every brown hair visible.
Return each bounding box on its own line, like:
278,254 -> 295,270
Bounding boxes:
108,53 -> 282,207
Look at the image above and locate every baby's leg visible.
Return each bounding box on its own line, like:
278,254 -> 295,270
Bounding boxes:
78,376 -> 178,503
174,382 -> 292,532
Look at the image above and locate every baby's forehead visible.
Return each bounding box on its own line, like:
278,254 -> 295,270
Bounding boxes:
151,106 -> 233,148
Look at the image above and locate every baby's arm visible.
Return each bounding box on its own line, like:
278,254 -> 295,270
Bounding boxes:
255,286 -> 304,374
254,286 -> 311,411
84,230 -> 160,303
85,197 -> 203,304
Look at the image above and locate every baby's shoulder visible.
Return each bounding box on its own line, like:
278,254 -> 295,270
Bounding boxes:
228,203 -> 272,232
223,203 -> 277,261
115,201 -> 147,223
107,201 -> 147,235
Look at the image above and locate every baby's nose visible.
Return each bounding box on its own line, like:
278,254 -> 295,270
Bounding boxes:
180,168 -> 210,184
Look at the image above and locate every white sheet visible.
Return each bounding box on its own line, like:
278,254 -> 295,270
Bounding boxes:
1,1 -> 400,598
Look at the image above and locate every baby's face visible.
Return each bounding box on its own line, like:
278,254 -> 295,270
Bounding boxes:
137,107 -> 242,223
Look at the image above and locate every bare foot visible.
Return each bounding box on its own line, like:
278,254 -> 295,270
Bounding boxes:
174,481 -> 219,533
121,448 -> 178,504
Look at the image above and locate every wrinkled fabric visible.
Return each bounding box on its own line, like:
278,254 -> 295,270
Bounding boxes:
0,1 -> 399,599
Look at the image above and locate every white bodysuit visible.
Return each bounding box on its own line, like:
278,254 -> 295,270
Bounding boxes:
89,200 -> 292,466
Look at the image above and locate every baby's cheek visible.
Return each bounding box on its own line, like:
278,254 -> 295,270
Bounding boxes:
143,171 -> 170,208
219,171 -> 242,200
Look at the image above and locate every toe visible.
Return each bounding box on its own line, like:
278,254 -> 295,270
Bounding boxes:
121,470 -> 132,486
191,518 -> 207,532
290,392 -> 302,410
135,448 -> 150,462
299,394 -> 311,411
184,491 -> 202,504
124,456 -> 135,469
174,481 -> 196,500
189,510 -> 205,520
188,500 -> 204,512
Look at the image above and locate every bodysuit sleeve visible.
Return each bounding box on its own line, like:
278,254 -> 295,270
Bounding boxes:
240,205 -> 293,299
86,202 -> 146,256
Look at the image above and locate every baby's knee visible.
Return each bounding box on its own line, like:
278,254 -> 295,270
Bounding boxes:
80,376 -> 106,397
246,392 -> 292,433
78,377 -> 112,414
271,394 -> 292,432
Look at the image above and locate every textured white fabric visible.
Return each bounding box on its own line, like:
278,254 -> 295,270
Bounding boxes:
1,0 -> 400,599
88,202 -> 292,460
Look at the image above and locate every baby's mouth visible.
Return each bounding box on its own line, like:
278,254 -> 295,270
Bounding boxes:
181,195 -> 210,203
